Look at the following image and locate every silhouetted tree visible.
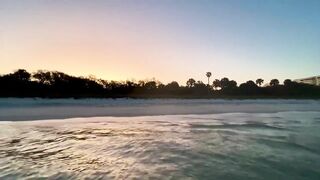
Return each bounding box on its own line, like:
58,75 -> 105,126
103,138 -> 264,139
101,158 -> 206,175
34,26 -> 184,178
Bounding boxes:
1,69 -> 319,98
283,79 -> 293,87
256,78 -> 264,87
270,79 -> 280,87
99,79 -> 109,89
240,80 -> 258,88
144,81 -> 157,90
192,81 -> 209,95
206,72 -> 212,86
166,81 -> 179,89
186,78 -> 196,88
239,80 -> 259,95
220,78 -> 230,89
12,69 -> 31,81
138,80 -> 145,87
158,83 -> 165,89
194,81 -> 206,88
220,78 -> 237,90
212,79 -> 221,90
229,80 -> 237,88
33,70 -> 52,84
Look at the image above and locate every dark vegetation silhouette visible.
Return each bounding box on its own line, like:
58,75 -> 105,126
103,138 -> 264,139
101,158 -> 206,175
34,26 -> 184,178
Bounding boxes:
256,78 -> 264,87
206,72 -> 212,86
0,69 -> 319,98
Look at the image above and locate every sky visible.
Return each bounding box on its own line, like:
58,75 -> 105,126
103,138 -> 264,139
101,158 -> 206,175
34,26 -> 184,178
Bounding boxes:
0,0 -> 319,85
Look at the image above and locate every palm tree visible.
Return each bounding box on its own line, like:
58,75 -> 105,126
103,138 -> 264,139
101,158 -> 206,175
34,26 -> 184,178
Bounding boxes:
255,78 -> 264,87
206,72 -> 212,86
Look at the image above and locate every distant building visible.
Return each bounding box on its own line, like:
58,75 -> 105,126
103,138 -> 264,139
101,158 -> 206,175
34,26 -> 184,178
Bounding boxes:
294,76 -> 320,86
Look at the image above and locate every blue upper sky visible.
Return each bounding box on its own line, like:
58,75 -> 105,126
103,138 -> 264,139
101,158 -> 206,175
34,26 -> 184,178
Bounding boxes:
1,0 -> 319,84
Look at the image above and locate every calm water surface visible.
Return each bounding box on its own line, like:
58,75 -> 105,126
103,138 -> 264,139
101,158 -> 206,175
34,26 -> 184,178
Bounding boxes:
0,99 -> 320,179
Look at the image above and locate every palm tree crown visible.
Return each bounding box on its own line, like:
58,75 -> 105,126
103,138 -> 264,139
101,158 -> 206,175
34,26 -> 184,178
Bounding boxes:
206,72 -> 212,85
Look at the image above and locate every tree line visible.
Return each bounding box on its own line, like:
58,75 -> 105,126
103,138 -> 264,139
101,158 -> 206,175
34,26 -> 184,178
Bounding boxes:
0,69 -> 319,98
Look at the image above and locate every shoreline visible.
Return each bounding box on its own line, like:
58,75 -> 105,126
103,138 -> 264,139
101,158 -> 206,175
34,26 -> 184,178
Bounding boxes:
1,98 -> 319,121
1,95 -> 320,99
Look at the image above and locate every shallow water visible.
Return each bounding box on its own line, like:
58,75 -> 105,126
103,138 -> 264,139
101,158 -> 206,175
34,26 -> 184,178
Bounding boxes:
1,112 -> 320,179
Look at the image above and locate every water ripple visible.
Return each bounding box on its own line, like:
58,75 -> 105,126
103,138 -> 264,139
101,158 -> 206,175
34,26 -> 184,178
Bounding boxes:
0,112 -> 320,179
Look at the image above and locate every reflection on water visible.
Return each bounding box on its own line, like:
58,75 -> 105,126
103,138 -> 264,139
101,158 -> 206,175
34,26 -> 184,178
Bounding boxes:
1,112 -> 320,179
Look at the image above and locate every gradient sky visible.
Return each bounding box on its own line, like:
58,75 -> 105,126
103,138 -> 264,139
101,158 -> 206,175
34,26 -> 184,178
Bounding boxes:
1,0 -> 319,84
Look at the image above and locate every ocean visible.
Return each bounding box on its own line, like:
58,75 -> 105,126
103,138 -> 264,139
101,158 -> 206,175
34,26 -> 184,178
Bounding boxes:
0,98 -> 319,179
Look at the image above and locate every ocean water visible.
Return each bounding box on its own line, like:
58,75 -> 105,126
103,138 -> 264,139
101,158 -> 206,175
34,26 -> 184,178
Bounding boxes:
0,99 -> 320,179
